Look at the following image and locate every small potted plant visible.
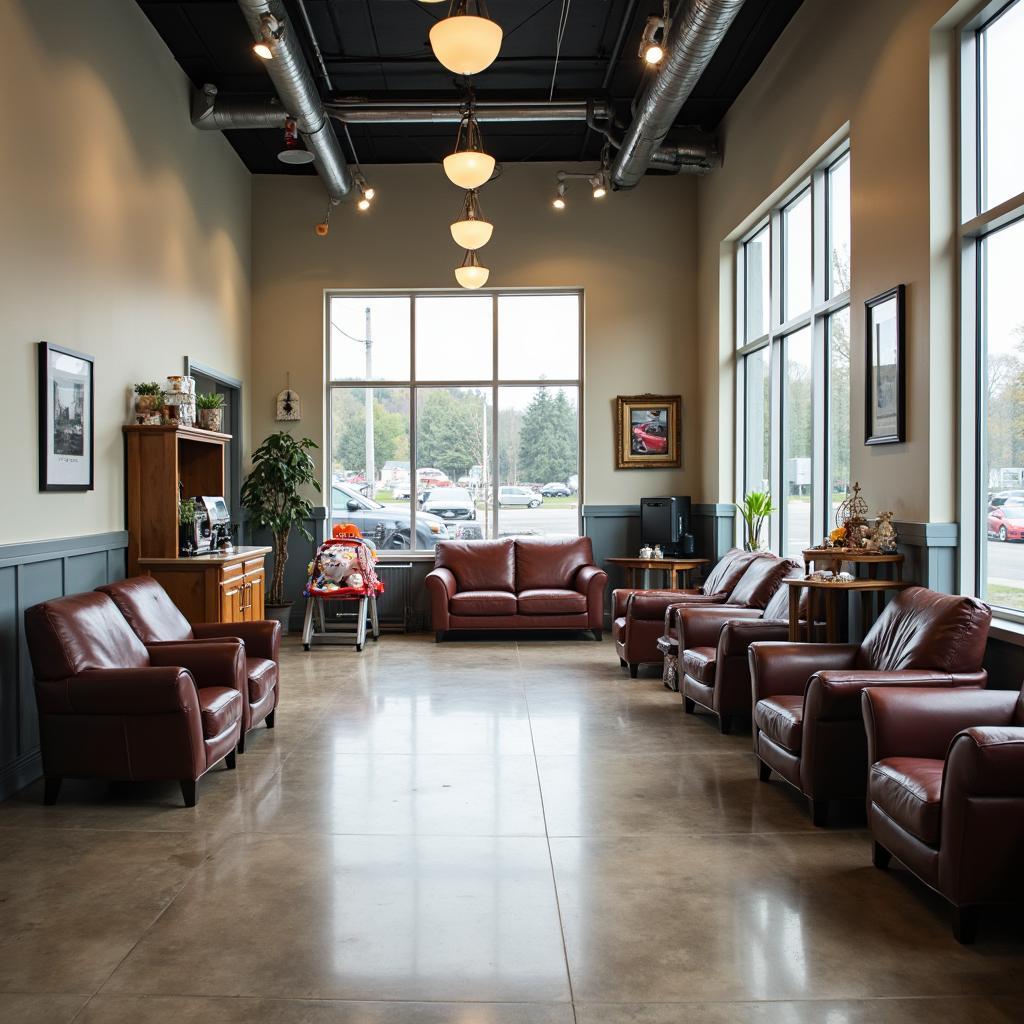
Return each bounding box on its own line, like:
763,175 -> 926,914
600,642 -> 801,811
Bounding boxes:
737,491 -> 777,552
133,382 -> 163,423
196,392 -> 225,432
241,431 -> 321,630
179,497 -> 197,556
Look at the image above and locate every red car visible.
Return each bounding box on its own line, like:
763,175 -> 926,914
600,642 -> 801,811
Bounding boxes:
632,423 -> 668,454
988,501 -> 1024,541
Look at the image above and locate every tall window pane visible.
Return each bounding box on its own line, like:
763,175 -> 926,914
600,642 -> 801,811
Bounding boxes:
783,190 -> 812,320
743,347 -> 771,496
828,154 -> 851,296
497,386 -> 579,538
980,0 -> 1024,211
783,326 -> 812,558
828,308 -> 851,523
498,295 -> 579,380
744,226 -> 770,342
981,217 -> 1024,611
414,296 -> 493,381
329,296 -> 410,381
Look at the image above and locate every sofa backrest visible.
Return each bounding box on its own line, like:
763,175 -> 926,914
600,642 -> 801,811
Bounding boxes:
24,591 -> 150,680
762,574 -> 808,620
858,586 -> 992,673
727,556 -> 801,608
515,536 -> 594,591
435,539 -> 516,592
98,576 -> 193,644
701,548 -> 761,597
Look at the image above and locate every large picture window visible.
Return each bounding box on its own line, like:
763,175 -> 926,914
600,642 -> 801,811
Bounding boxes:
735,146 -> 851,558
961,0 -> 1024,617
327,291 -> 582,553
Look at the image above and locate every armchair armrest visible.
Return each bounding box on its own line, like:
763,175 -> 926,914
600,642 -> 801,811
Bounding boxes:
677,606 -> 762,649
808,670 -> 960,723
425,567 -> 457,632
147,640 -> 245,692
748,642 -> 858,701
192,620 -> 281,661
425,567 -> 457,600
862,686 -> 1018,763
719,619 -> 790,657
628,590 -> 726,623
35,666 -> 197,716
574,564 -> 607,596
946,725 -> 1024,796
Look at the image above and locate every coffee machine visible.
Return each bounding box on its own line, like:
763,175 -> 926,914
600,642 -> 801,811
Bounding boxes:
192,496 -> 232,552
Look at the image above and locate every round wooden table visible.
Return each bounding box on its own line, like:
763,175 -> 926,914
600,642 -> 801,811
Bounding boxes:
802,548 -> 904,580
605,557 -> 709,590
785,576 -> 915,643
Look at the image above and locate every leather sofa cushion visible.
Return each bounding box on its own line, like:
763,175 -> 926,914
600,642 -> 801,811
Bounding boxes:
763,582 -> 809,621
246,657 -> 277,704
682,646 -> 716,685
436,539 -> 515,593
516,537 -> 594,591
451,590 -> 518,616
199,687 -> 242,739
727,556 -> 800,608
98,576 -> 193,644
870,757 -> 944,845
701,549 -> 760,597
754,695 -> 804,752
517,588 -> 587,615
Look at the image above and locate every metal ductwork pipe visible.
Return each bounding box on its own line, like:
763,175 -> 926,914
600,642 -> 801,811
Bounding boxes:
236,0 -> 352,201
326,100 -> 612,125
191,84 -> 286,130
611,0 -> 745,189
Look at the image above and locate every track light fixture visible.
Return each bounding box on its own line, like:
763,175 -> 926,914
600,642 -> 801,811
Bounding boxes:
353,170 -> 375,211
590,171 -> 609,199
444,104 -> 495,189
451,189 -> 493,249
552,182 -> 568,210
430,0 -> 503,77
253,12 -> 284,60
455,248 -> 489,289
639,4 -> 670,66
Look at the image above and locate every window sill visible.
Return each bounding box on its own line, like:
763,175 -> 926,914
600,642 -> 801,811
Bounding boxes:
989,617 -> 1024,646
376,551 -> 436,563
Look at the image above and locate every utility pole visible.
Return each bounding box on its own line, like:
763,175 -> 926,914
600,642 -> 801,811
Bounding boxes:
364,306 -> 375,499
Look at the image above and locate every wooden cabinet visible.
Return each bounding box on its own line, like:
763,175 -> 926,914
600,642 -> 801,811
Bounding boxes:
139,547 -> 270,625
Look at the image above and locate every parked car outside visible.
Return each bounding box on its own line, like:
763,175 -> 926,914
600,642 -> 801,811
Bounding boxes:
331,481 -> 449,549
422,487 -> 477,522
987,500 -> 1024,541
499,485 -> 542,508
632,422 -> 668,454
541,482 -> 572,497
988,489 -> 1024,508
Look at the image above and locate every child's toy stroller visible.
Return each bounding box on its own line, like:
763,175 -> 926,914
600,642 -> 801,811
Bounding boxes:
301,529 -> 383,651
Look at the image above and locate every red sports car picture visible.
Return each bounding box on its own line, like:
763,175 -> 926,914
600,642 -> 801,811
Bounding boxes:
630,409 -> 669,454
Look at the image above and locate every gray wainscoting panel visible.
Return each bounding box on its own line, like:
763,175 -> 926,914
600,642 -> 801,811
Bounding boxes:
582,505 -> 641,616
0,531 -> 129,800
692,503 -> 737,565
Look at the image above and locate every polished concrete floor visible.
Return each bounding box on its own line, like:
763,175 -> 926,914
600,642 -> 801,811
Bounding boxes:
1,634 -> 1022,1023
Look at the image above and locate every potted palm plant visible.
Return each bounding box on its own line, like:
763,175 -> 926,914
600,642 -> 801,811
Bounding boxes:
737,491 -> 777,552
240,431 -> 321,629
196,392 -> 225,432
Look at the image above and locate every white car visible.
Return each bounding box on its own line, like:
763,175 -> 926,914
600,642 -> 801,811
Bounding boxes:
499,485 -> 542,508
422,487 -> 477,522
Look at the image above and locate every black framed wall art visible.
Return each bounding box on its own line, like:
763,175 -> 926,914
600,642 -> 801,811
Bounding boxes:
38,341 -> 94,491
864,285 -> 906,445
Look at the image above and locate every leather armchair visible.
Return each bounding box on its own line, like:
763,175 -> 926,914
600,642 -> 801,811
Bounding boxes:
862,684 -> 1024,943
99,576 -> 280,753
24,591 -> 244,807
748,587 -> 992,825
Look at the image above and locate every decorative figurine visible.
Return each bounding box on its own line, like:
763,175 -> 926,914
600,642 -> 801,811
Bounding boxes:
653,544 -> 663,559
874,511 -> 898,553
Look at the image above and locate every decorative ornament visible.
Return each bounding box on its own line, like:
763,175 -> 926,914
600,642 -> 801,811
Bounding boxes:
835,482 -> 869,548
276,374 -> 301,422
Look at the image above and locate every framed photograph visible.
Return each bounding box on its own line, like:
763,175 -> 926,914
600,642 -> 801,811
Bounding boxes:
864,285 -> 906,445
615,394 -> 681,469
38,341 -> 94,491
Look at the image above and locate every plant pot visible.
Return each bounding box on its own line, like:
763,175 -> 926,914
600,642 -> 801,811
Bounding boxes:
134,395 -> 161,423
265,603 -> 293,632
198,407 -> 223,432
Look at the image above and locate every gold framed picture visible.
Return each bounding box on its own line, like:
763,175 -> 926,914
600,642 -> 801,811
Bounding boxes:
614,394 -> 681,469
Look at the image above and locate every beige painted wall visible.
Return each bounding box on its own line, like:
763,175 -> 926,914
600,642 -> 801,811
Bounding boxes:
1,0 -> 251,544
696,0 -> 957,523
251,164 -> 698,506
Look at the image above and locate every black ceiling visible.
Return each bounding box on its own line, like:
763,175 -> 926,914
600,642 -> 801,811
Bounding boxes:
137,0 -> 802,172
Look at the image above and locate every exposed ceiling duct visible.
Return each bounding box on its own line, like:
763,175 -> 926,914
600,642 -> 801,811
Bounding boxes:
235,0 -> 352,202
611,0 -> 746,189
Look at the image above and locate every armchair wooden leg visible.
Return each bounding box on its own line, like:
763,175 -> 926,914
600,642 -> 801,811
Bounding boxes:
237,733 -> 246,755
952,905 -> 979,945
180,779 -> 198,808
225,749 -> 237,770
872,841 -> 892,870
43,777 -> 62,806
619,657 -> 627,667
683,696 -> 695,714
266,709 -> 276,729
757,760 -> 771,782
719,714 -> 733,735
628,663 -> 639,679
809,799 -> 829,827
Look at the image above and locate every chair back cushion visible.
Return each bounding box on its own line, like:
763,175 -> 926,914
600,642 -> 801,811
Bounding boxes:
701,548 -> 761,597
515,537 -> 594,591
98,576 -> 193,644
726,556 -> 800,608
858,587 -> 992,673
435,539 -> 516,593
24,591 -> 150,680
763,578 -> 808,620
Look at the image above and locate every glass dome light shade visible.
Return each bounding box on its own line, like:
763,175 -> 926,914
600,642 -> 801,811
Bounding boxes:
451,218 -> 493,249
455,264 -> 490,289
429,15 -> 503,76
443,150 -> 495,189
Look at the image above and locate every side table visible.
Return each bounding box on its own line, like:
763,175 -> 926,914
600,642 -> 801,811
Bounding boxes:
605,557 -> 709,590
785,577 -> 915,643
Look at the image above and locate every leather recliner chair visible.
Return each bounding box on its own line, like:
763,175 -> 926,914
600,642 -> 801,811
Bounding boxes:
612,548 -> 771,678
861,683 -> 1024,943
748,587 -> 992,825
99,576 -> 280,753
24,591 -> 245,806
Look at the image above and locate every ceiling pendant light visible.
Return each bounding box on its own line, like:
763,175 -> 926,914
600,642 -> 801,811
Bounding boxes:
455,249 -> 489,289
450,189 -> 493,249
277,118 -> 315,165
443,106 -> 495,189
429,0 -> 503,76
